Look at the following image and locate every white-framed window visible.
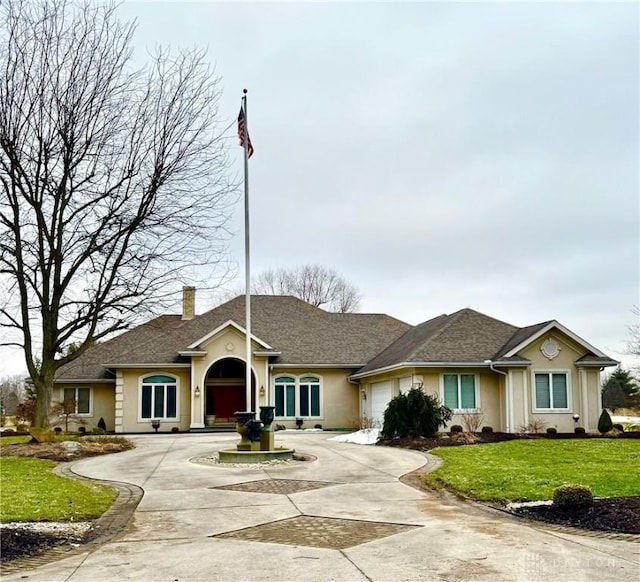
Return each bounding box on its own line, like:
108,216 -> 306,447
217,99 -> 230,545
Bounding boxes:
274,374 -> 322,419
442,374 -> 478,411
139,374 -> 179,420
534,371 -> 569,411
62,387 -> 91,415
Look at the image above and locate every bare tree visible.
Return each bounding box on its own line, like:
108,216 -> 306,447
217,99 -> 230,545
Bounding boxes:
0,1 -> 236,427
252,264 -> 361,312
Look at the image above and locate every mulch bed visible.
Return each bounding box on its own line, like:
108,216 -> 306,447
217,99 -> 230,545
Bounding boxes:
380,432 -> 640,536
512,497 -> 640,535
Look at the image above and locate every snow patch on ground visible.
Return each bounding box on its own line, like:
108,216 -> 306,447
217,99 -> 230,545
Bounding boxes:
328,428 -> 380,445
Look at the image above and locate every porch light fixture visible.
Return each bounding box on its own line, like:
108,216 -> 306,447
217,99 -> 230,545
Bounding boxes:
361,388 -> 366,400
259,385 -> 265,397
194,386 -> 201,397
572,413 -> 580,428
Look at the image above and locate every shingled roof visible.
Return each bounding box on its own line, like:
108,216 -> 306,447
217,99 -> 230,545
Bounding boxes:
355,309 -> 521,375
56,295 -> 411,381
56,297 -> 617,382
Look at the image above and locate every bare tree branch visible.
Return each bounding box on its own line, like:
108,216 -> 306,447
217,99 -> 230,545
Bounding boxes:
251,264 -> 361,313
0,0 -> 238,426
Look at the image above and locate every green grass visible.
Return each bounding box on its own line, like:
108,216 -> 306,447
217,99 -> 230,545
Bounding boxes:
0,436 -> 31,445
424,439 -> 640,503
0,457 -> 117,522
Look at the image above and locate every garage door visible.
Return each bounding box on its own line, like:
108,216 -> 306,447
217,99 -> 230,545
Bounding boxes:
371,381 -> 393,428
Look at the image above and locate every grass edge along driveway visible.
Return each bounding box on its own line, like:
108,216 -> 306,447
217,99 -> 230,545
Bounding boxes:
1,456 -> 117,522
423,439 -> 640,503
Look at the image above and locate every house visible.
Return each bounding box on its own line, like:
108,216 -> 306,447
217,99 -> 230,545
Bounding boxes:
54,288 -> 618,434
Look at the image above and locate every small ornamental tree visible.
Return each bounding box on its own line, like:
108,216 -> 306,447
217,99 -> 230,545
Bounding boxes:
381,387 -> 452,439
597,409 -> 614,434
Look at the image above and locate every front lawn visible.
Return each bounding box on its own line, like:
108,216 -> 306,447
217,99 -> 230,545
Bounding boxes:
0,456 -> 117,522
424,439 -> 640,502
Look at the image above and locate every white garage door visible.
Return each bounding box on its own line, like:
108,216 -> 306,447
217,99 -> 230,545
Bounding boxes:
371,381 -> 393,427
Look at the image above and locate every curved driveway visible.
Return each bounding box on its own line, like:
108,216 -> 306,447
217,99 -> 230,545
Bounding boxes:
4,432 -> 639,581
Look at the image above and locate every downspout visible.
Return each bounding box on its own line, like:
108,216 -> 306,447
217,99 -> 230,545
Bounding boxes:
485,360 -> 510,433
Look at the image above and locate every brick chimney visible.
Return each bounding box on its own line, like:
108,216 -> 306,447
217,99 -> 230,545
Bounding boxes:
182,286 -> 196,320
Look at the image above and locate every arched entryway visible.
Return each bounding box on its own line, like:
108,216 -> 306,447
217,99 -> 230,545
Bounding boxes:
204,358 -> 256,424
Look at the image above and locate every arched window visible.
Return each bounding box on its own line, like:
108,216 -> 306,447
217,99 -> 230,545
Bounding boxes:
274,375 -> 322,419
140,374 -> 178,420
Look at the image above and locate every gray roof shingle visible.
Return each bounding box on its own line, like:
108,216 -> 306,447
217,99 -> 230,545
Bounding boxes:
356,309 -> 520,374
56,296 -> 411,380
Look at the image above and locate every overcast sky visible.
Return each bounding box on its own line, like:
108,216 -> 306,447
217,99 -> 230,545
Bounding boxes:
1,1 -> 638,376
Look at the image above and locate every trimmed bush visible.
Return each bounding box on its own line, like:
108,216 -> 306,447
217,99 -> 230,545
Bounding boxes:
597,409 -> 613,434
171,427 -> 179,433
381,388 -> 452,439
574,427 -> 586,434
97,417 -> 107,431
481,426 -> 493,433
546,427 -> 557,435
90,427 -> 105,435
450,425 -> 463,433
612,423 -> 624,432
552,484 -> 594,509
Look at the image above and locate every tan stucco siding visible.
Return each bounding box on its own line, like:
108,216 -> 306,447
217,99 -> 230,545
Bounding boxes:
361,368 -> 504,432
271,368 -> 358,430
119,368 -> 191,432
52,383 -> 115,432
517,332 -> 598,432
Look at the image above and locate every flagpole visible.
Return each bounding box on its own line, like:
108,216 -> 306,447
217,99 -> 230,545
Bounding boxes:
242,89 -> 252,412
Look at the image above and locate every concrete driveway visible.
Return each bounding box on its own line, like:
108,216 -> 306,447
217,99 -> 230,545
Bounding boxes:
4,432 -> 639,582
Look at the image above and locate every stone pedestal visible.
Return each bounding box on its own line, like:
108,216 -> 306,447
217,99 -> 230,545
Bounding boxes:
261,430 -> 274,451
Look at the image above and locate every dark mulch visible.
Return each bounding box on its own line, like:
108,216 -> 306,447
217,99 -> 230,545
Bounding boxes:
512,496 -> 640,535
0,527 -> 88,563
381,432 -> 640,536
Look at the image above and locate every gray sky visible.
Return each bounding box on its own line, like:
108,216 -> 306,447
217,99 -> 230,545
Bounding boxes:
1,0 -> 638,375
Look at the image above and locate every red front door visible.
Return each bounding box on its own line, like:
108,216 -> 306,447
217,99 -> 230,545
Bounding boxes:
211,385 -> 246,420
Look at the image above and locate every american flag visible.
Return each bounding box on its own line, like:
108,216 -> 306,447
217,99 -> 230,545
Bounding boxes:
237,106 -> 254,158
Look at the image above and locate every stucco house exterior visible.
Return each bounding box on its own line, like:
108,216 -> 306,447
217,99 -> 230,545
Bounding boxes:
54,289 -> 617,434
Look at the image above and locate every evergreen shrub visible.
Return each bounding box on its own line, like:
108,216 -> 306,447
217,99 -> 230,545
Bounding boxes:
381,388 -> 452,439
552,484 -> 594,509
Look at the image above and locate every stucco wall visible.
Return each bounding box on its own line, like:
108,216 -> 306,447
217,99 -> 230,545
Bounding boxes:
118,367 -> 191,432
52,383 -> 115,432
516,332 -> 602,432
361,368 -> 504,432
271,368 -> 358,430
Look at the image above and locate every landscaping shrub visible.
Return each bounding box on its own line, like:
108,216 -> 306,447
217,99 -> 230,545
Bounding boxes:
97,417 -> 107,431
171,427 -> 179,433
90,427 -> 105,435
450,425 -> 463,433
612,423 -> 624,432
381,388 -> 452,439
481,426 -> 493,433
546,427 -> 557,435
552,484 -> 594,509
597,409 -> 613,434
574,427 -> 586,434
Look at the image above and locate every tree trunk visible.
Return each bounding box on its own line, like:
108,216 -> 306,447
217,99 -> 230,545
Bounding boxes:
32,374 -> 53,429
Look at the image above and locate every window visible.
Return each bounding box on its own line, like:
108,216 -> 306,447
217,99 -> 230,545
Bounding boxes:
63,387 -> 91,415
443,374 -> 477,410
274,375 -> 322,418
534,372 -> 568,410
299,376 -> 321,417
275,376 -> 296,417
140,374 -> 178,419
